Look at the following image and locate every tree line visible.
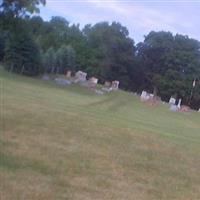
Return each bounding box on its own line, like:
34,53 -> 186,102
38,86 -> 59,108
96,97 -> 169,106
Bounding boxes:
0,0 -> 200,109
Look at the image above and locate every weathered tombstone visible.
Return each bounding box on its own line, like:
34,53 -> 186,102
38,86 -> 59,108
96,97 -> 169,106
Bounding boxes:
111,81 -> 119,90
74,71 -> 87,83
177,98 -> 182,109
88,77 -> 98,89
66,70 -> 72,79
169,97 -> 176,105
140,91 -> 147,101
140,91 -> 156,103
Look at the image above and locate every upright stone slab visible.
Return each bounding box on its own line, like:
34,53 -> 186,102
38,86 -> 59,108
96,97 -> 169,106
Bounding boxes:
111,81 -> 119,90
169,97 -> 176,105
66,70 -> 72,79
177,98 -> 182,109
74,71 -> 87,83
88,77 -> 98,89
140,91 -> 147,101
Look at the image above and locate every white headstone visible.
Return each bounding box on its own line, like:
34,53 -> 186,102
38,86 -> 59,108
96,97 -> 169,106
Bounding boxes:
140,91 -> 156,102
140,91 -> 147,101
177,98 -> 182,109
169,97 -> 176,105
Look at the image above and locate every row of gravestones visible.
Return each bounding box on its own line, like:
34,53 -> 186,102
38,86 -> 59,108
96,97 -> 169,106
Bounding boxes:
169,98 -> 200,112
140,91 -> 154,102
140,90 -> 199,112
42,70 -> 119,93
43,73 -> 200,111
73,71 -> 119,91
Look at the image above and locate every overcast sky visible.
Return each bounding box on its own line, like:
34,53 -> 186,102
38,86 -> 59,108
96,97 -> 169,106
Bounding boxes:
39,0 -> 200,43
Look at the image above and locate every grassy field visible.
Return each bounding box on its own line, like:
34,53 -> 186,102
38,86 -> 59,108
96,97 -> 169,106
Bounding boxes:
0,67 -> 200,200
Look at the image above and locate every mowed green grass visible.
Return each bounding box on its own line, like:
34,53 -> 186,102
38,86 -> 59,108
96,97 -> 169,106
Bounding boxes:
0,68 -> 200,200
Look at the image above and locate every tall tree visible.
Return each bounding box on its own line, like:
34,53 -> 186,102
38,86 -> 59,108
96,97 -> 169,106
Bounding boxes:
43,47 -> 56,73
56,44 -> 76,73
4,30 -> 41,75
137,31 -> 200,108
83,22 -> 136,88
0,0 -> 46,17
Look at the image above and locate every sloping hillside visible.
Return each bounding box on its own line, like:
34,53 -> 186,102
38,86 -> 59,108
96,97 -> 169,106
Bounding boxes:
0,68 -> 200,200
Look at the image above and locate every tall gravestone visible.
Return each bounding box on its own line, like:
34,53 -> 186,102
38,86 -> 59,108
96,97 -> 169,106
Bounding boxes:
88,77 -> 98,89
74,71 -> 87,83
111,81 -> 119,90
66,70 -> 72,79
177,99 -> 182,109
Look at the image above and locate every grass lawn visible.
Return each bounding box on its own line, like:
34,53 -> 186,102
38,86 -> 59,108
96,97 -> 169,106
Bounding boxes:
0,67 -> 200,200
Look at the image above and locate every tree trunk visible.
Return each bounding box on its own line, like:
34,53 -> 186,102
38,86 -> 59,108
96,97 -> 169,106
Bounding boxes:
153,86 -> 157,96
51,66 -> 55,74
20,65 -> 25,75
9,64 -> 14,73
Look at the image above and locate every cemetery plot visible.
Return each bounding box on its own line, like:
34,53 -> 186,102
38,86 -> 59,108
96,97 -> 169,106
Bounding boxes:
1,68 -> 200,200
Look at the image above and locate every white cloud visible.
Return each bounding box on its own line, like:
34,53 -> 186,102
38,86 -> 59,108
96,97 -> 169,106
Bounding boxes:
44,0 -> 200,42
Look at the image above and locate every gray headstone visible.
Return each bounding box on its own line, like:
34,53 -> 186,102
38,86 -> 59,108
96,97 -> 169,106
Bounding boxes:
55,78 -> 71,86
170,105 -> 178,112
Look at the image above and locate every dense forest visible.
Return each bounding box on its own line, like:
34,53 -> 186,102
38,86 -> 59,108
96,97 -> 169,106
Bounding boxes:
0,0 -> 200,109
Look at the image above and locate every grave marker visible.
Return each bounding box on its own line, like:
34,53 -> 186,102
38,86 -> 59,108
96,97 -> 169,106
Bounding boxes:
66,70 -> 72,79
111,81 -> 119,90
74,71 -> 87,83
88,77 -> 98,89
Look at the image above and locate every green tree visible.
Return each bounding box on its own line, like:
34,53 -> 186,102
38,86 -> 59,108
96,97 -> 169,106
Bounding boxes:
4,31 -> 41,75
83,22 -> 135,88
0,30 -> 6,61
0,0 -> 46,17
137,31 -> 200,108
43,47 -> 56,73
56,44 -> 76,73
